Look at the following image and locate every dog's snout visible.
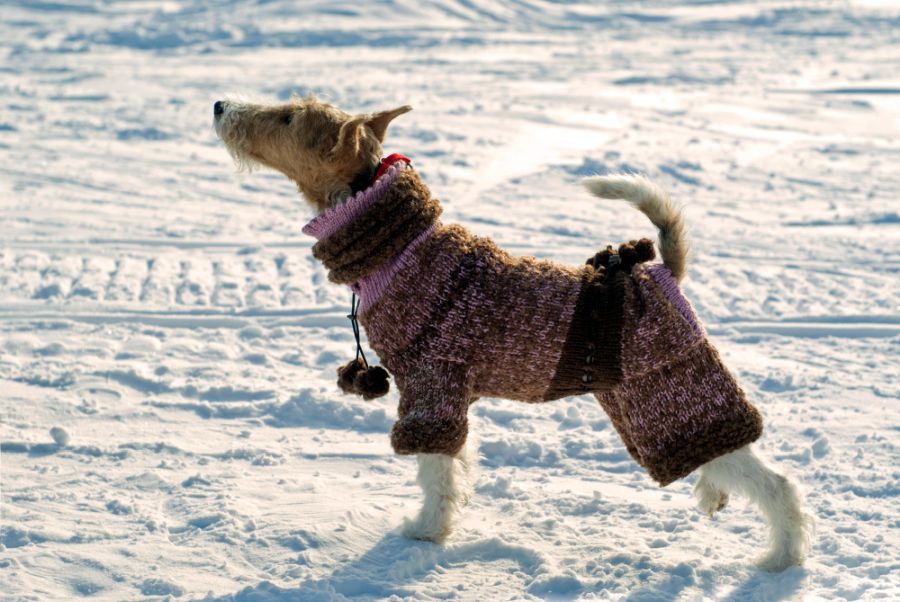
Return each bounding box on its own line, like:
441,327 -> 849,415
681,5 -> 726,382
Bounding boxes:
214,100 -> 224,118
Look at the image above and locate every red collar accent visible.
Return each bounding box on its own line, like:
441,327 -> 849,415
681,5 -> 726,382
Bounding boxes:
373,153 -> 411,184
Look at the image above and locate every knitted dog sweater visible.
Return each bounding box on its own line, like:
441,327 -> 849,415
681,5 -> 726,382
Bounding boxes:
303,161 -> 763,486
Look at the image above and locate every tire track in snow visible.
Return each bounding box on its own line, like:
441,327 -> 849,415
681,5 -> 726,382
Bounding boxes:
0,305 -> 347,329
2,305 -> 897,338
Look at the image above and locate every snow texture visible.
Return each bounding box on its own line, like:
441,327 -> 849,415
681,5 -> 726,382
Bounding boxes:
1,1 -> 898,600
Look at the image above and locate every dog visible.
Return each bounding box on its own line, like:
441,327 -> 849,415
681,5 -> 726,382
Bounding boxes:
214,95 -> 813,572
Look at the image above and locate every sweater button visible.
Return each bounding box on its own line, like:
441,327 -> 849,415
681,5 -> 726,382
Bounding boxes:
582,373 -> 592,383
585,355 -> 594,364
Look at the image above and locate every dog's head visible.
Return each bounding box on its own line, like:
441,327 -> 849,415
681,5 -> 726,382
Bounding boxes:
214,95 -> 410,211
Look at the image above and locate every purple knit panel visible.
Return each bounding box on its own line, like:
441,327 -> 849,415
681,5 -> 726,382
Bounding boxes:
301,162 -> 408,240
355,222 -> 440,311
645,263 -> 704,338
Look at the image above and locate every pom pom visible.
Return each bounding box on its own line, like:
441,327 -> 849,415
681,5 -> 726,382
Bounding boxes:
616,238 -> 657,271
354,365 -> 390,400
634,238 -> 656,263
586,245 -> 616,270
337,359 -> 366,394
336,359 -> 390,400
588,239 -> 655,277
618,241 -> 638,268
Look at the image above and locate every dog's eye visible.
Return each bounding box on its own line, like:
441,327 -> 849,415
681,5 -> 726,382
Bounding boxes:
283,113 -> 293,125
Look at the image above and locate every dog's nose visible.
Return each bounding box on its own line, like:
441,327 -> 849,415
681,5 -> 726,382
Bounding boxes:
214,100 -> 224,117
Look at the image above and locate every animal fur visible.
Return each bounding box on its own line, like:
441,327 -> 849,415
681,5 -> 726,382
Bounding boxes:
214,95 -> 813,572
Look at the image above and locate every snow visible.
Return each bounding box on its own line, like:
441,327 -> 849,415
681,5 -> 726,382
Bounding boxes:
1,0 -> 898,600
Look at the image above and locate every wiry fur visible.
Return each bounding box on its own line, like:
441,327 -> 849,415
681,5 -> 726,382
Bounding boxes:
215,95 -> 409,210
582,174 -> 689,283
402,439 -> 478,543
696,447 -> 814,570
214,97 -> 813,572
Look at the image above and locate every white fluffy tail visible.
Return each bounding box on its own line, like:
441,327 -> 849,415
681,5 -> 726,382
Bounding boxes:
582,174 -> 689,282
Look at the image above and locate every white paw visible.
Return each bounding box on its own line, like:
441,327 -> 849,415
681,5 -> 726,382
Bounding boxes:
695,477 -> 729,517
755,547 -> 803,573
402,515 -> 450,544
756,508 -> 814,572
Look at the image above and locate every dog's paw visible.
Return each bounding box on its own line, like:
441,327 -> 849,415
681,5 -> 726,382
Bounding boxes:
755,546 -> 804,573
402,515 -> 450,544
695,476 -> 729,517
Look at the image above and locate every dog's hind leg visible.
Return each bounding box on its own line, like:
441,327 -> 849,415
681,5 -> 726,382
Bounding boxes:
694,473 -> 729,517
697,445 -> 814,571
402,437 -> 477,544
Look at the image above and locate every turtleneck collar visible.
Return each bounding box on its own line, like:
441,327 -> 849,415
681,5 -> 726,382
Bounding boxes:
302,156 -> 411,241
301,157 -> 442,311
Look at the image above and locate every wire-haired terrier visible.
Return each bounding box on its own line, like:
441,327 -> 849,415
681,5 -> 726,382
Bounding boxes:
214,95 -> 812,571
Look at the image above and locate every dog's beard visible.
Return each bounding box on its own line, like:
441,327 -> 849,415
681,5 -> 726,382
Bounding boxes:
222,139 -> 259,173
214,101 -> 265,173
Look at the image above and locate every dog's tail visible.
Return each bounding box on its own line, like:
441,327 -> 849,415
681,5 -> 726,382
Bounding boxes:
582,174 -> 689,282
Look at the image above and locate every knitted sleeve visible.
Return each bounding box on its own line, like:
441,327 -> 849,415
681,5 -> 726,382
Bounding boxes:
390,361 -> 473,456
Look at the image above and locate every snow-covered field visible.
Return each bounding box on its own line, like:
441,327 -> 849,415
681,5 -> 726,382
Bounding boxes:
2,1 -> 899,600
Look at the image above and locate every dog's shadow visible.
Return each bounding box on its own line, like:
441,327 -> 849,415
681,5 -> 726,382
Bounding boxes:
214,531 -> 809,601
717,567 -> 808,602
217,531 -> 546,601
621,563 -> 808,602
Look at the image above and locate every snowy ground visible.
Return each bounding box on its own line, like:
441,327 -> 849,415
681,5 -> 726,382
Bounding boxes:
1,1 -> 899,600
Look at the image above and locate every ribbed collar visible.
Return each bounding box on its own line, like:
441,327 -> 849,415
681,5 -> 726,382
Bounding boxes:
302,158 -> 410,241
301,158 -> 441,311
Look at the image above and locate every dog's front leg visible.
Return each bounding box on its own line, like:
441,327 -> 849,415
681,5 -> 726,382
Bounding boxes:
392,363 -> 476,543
390,363 -> 471,456
402,440 -> 476,544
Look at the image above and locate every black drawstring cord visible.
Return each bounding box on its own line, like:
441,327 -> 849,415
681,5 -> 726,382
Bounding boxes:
337,291 -> 390,399
348,292 -> 368,367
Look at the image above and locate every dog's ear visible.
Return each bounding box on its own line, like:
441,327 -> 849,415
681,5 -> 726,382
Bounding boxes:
366,106 -> 412,143
330,114 -> 368,159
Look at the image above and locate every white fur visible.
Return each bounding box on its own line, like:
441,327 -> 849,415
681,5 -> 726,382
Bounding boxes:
696,445 -> 814,571
213,99 -> 265,172
582,173 -> 689,282
403,439 -> 478,544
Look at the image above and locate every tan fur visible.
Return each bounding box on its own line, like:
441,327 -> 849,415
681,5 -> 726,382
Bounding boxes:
214,95 -> 410,211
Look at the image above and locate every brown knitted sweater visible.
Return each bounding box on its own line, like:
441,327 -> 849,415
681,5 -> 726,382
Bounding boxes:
303,162 -> 763,486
